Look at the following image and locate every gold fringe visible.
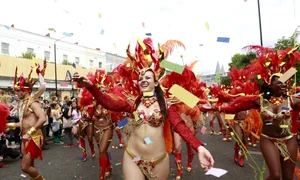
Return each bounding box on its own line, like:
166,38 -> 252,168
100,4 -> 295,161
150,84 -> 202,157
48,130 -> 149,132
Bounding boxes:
261,134 -> 295,163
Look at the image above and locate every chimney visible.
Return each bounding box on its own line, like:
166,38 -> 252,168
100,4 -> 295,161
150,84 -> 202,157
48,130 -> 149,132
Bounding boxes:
11,24 -> 14,28
45,33 -> 50,37
74,42 -> 78,45
96,48 -> 100,51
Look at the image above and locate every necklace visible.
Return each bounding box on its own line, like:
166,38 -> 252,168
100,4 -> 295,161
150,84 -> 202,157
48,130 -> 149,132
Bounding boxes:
141,96 -> 157,108
269,96 -> 284,107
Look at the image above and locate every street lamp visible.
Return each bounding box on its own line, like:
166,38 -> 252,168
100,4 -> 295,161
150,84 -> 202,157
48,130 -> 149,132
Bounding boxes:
257,0 -> 263,46
54,33 -> 73,97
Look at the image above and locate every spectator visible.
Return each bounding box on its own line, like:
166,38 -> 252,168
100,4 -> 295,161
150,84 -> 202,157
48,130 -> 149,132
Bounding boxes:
50,103 -> 63,144
63,101 -> 73,147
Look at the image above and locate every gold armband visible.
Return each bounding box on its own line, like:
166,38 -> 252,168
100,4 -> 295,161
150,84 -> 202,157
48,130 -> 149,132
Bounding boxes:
7,123 -> 16,130
26,127 -> 37,136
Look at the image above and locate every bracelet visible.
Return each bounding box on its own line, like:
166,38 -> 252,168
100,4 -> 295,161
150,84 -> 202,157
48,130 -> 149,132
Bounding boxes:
26,127 -> 37,136
7,123 -> 16,130
198,145 -> 205,152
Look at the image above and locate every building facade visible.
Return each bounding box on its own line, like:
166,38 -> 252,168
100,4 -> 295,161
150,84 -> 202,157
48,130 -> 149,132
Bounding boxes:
0,24 -> 128,98
105,53 -> 126,72
0,24 -> 106,69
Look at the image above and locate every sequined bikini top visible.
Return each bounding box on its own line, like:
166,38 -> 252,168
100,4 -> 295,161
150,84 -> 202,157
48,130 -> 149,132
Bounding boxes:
94,104 -> 109,117
260,96 -> 292,135
135,109 -> 164,127
260,97 -> 292,121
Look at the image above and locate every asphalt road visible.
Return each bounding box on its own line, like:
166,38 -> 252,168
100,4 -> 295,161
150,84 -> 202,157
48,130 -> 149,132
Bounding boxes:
0,121 -> 271,180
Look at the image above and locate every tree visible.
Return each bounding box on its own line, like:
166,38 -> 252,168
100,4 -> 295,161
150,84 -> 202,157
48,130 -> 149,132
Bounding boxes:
220,75 -> 231,86
220,52 -> 256,85
20,52 -> 36,59
228,52 -> 257,70
274,36 -> 294,51
62,60 -> 72,65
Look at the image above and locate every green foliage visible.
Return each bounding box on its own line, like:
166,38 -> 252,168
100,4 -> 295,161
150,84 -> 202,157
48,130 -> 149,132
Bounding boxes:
228,52 -> 257,70
273,36 -> 300,85
221,52 -> 256,85
220,75 -> 231,86
20,52 -> 36,59
62,60 -> 72,65
273,36 -> 294,51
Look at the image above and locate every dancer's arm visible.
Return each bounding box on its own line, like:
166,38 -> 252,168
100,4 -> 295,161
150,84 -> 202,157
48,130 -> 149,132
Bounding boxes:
73,74 -> 134,113
87,85 -> 133,113
167,105 -> 204,151
32,74 -> 46,99
217,95 -> 260,113
168,105 -> 215,170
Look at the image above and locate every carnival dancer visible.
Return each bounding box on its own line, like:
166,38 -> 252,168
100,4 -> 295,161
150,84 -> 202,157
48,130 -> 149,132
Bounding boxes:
7,61 -> 47,180
227,66 -> 260,167
83,69 -> 115,180
160,62 -> 208,179
77,84 -> 95,162
209,85 -> 232,140
73,37 -> 214,180
207,87 -> 225,136
205,46 -> 300,179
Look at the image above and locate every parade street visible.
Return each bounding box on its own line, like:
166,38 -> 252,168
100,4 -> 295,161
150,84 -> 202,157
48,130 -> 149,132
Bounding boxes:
0,124 -> 267,180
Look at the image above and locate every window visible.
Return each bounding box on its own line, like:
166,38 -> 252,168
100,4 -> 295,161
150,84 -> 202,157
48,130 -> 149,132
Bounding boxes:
44,51 -> 50,60
63,54 -> 68,61
106,63 -> 113,72
27,48 -> 34,53
89,60 -> 93,68
75,57 -> 80,64
99,62 -> 102,68
1,42 -> 9,54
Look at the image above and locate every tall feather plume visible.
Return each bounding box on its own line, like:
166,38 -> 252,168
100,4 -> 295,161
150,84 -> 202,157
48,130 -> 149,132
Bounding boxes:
161,40 -> 186,59
188,60 -> 198,70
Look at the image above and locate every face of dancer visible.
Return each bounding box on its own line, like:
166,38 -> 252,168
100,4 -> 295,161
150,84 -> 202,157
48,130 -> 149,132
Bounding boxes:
100,86 -> 107,93
15,90 -> 29,100
138,70 -> 158,92
14,95 -> 19,101
270,76 -> 286,96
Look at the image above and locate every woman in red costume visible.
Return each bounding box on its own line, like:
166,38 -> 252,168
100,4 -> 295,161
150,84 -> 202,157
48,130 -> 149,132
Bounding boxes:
160,63 -> 208,179
209,85 -> 233,140
207,87 -> 226,137
205,46 -> 300,179
77,83 -> 95,161
73,37 -> 214,180
226,66 -> 261,167
87,70 -> 114,180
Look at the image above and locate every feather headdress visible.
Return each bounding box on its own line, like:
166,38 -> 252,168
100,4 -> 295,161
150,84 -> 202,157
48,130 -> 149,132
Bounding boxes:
125,38 -> 185,81
245,46 -> 300,85
14,60 -> 47,91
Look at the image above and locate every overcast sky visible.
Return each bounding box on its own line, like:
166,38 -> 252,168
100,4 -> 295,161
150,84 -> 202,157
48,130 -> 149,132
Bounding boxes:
0,0 -> 299,74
